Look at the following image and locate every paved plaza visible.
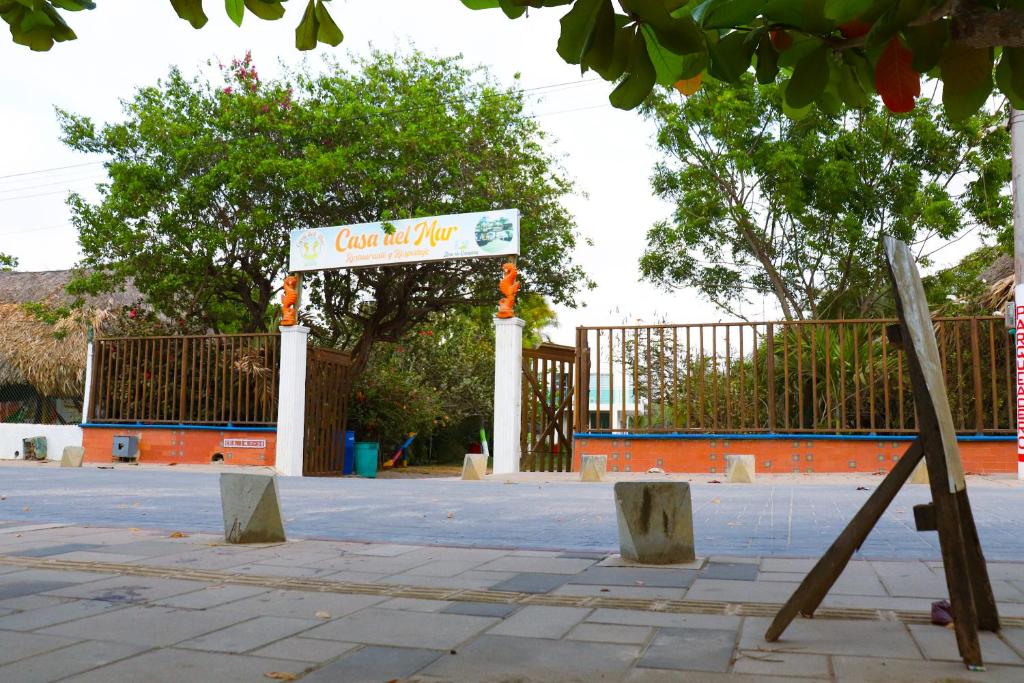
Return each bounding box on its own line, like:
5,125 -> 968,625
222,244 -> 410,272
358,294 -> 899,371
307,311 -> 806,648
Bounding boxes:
1,463 -> 1023,560
3,463 -> 1024,680
1,521 -> 1024,681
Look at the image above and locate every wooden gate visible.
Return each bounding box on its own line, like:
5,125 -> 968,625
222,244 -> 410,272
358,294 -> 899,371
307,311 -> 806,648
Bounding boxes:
303,347 -> 354,476
521,343 -> 577,471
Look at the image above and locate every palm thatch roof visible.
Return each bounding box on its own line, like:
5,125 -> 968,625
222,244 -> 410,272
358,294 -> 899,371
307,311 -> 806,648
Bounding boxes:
0,270 -> 140,397
978,255 -> 1015,313
0,304 -> 95,397
0,269 -> 141,308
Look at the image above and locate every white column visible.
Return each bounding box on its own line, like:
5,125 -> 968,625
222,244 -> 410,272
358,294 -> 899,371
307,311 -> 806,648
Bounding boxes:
1013,108 -> 1024,480
81,340 -> 94,424
275,325 -> 310,477
493,317 -> 524,474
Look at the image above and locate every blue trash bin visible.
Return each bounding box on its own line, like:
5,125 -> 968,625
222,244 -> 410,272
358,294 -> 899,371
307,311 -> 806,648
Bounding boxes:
342,430 -> 356,475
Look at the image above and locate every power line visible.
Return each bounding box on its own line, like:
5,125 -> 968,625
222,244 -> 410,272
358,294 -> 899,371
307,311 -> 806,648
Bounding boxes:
0,161 -> 104,181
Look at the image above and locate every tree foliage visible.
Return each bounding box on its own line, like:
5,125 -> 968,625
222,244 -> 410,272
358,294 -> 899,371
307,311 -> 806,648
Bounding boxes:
638,76 -> 1010,320
0,253 -> 17,271
464,1 -> 1024,119
60,49 -> 587,376
2,0 -> 341,51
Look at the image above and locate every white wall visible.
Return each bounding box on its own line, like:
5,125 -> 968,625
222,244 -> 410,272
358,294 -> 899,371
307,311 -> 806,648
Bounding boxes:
0,424 -> 82,460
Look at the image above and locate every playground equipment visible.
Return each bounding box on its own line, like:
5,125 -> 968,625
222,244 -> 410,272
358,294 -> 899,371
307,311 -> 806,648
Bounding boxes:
382,432 -> 416,469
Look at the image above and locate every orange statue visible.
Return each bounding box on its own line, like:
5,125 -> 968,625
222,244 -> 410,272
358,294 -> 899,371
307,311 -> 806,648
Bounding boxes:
496,262 -> 519,319
281,274 -> 299,326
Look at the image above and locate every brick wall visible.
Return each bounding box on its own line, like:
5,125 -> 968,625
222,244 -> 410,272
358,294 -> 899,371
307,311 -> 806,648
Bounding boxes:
83,426 -> 276,467
573,435 -> 1014,475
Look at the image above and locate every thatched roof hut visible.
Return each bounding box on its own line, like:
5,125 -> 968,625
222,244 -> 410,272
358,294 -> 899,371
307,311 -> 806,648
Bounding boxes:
0,270 -> 143,399
978,254 -> 1015,313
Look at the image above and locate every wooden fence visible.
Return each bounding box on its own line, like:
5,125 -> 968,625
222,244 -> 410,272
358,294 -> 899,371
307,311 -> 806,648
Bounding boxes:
578,316 -> 1013,435
303,347 -> 355,476
87,333 -> 280,425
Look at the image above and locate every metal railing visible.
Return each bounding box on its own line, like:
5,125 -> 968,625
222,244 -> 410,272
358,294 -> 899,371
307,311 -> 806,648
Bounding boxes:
87,333 -> 280,426
577,317 -> 1012,435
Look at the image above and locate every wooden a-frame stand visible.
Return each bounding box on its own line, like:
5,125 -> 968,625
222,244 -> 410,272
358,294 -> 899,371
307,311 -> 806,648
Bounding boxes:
764,236 -> 1000,669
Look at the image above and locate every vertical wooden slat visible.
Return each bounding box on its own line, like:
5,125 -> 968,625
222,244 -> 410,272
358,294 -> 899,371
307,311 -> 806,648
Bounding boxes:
868,323 -> 876,432
988,320 -> 998,431
971,318 -> 984,434
782,325 -> 790,431
622,329 -> 628,431
672,327 -> 679,431
882,324 -> 890,431
766,324 -> 776,431
608,327 -> 614,431
824,324 -> 832,431
646,328 -> 653,432
724,326 -> 731,431
633,328 -> 640,429
852,324 -> 860,430
839,324 -> 847,430
810,324 -> 818,430
796,325 -> 803,429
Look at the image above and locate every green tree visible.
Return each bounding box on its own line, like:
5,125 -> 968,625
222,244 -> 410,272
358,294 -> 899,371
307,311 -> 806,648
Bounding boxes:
3,0 -> 341,51
464,1 -> 1024,119
60,49 -> 587,378
638,76 -> 1010,320
0,253 -> 17,271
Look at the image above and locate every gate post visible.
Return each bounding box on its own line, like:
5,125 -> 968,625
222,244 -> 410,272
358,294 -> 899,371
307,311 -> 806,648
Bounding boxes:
493,317 -> 525,474
275,325 -> 309,476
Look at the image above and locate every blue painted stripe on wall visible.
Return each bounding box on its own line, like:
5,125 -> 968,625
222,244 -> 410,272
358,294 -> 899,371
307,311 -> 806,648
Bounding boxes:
573,432 -> 1013,442
82,423 -> 276,433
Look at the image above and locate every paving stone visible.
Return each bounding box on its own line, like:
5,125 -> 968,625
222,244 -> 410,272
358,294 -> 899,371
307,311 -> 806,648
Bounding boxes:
305,552 -> 433,574
739,616 -> 921,659
587,608 -> 741,631
0,594 -> 69,611
701,562 -> 759,581
378,572 -> 517,591
37,605 -> 248,647
46,551 -> 148,564
623,671 -> 809,682
552,584 -> 687,600
638,627 -> 737,672
731,650 -> 831,678
0,580 -> 78,600
400,559 -> 488,577
0,639 -> 147,682
249,636 -> 358,663
820,593 -> 935,612
830,655 -> 1024,682
302,646 -> 442,683
420,634 -> 639,680
490,572 -> 575,594
476,556 -> 597,574
226,563 -> 339,579
151,584 -> 270,609
1001,627 -> 1024,655
212,589 -> 386,621
0,597 -> 127,631
487,606 -> 591,639
345,543 -> 422,556
685,578 -> 801,604
569,566 -> 697,588
379,598 -> 452,612
43,576 -> 204,605
908,623 -> 1024,664
441,601 -> 520,618
759,558 -> 818,573
567,622 -> 652,645
0,630 -> 81,666
10,543 -> 101,558
0,569 -> 115,585
60,647 -> 312,683
302,607 -> 497,650
178,615 -> 320,653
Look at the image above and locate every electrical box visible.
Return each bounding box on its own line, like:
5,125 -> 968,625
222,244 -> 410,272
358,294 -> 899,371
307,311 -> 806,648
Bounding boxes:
112,435 -> 140,461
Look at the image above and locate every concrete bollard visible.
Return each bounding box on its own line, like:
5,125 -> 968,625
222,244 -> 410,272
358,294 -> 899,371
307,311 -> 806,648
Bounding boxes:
60,446 -> 85,468
725,454 -> 755,483
580,455 -> 607,482
910,459 -> 930,485
613,481 -> 695,564
462,453 -> 487,480
219,473 -> 286,544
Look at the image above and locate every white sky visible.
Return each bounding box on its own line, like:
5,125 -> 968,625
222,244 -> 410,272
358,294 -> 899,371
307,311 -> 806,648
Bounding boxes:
0,1 -> 980,344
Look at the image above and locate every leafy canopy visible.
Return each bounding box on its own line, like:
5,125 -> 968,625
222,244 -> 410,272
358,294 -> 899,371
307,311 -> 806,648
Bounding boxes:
60,49 -> 587,377
639,75 -> 1010,320
2,0 -> 341,51
462,1 -> 1024,120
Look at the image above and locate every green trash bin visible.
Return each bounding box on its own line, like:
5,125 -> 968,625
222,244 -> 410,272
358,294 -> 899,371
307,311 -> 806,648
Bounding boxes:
354,442 -> 379,478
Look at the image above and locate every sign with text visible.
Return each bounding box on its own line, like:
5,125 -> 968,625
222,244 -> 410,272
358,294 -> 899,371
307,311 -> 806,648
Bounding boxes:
289,209 -> 520,272
222,438 -> 267,450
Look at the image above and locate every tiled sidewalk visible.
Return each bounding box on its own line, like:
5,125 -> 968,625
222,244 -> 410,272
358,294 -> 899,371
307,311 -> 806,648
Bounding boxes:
2,523 -> 1024,681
